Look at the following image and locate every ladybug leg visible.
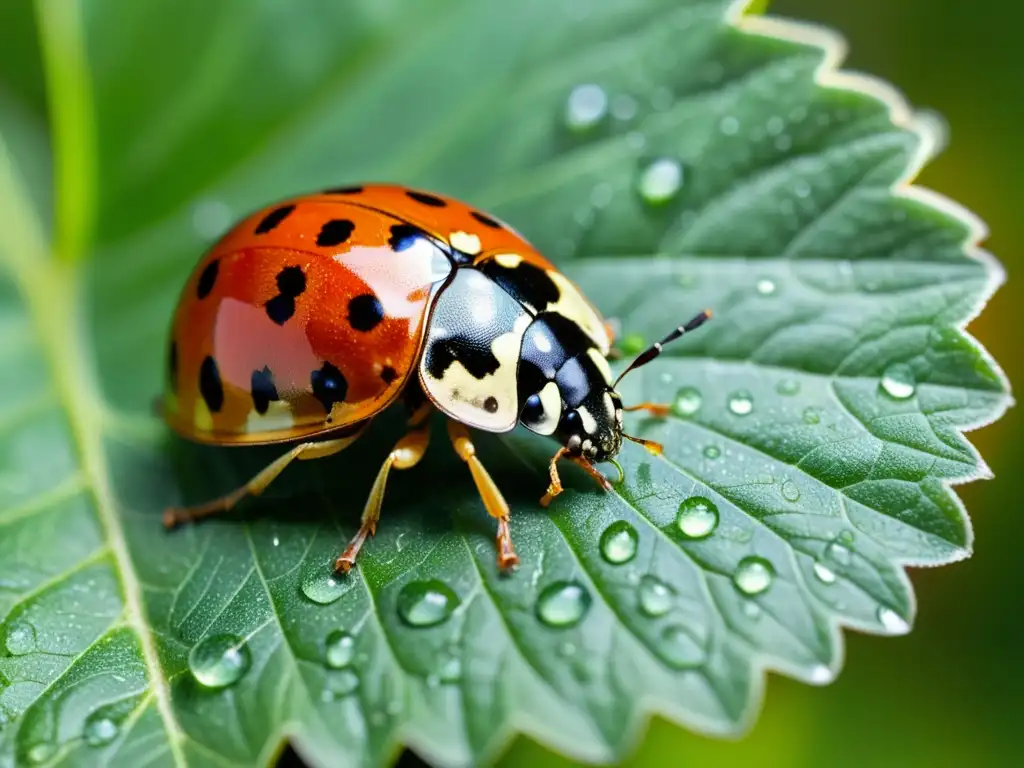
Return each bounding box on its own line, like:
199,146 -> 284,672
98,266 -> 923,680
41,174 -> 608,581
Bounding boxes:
335,409 -> 432,573
162,428 -> 366,529
446,421 -> 519,572
539,448 -> 612,507
623,402 -> 671,418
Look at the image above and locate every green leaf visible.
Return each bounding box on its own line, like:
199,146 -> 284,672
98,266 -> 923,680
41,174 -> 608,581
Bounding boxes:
0,0 -> 1010,766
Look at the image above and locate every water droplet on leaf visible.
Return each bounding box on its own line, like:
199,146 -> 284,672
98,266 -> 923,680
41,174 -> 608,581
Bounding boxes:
776,379 -> 800,396
638,576 -> 675,617
756,278 -> 776,295
813,562 -> 837,584
703,445 -> 720,459
780,480 -> 800,502
84,714 -> 119,747
877,606 -> 910,634
600,521 -> 638,564
397,580 -> 460,628
26,744 -> 54,764
673,387 -> 702,417
3,621 -> 36,655
565,84 -> 608,132
825,541 -> 852,566
677,496 -> 719,539
637,157 -> 684,205
536,581 -> 591,628
659,625 -> 706,668
324,630 -> 356,669
301,569 -> 348,605
880,363 -> 916,399
728,391 -> 754,416
802,407 -> 821,425
733,557 -> 774,596
188,634 -> 251,689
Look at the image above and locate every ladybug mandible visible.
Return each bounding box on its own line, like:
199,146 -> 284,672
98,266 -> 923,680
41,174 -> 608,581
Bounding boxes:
161,184 -> 711,572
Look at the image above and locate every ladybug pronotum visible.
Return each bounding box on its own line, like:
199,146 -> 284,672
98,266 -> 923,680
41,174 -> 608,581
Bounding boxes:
162,184 -> 711,571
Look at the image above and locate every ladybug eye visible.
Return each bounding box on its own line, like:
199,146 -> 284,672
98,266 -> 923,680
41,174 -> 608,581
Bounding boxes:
523,393 -> 543,417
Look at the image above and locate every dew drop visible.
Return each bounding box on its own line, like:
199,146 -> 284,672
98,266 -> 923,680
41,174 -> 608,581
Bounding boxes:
677,496 -> 719,539
813,562 -> 837,584
733,557 -> 774,596
397,580 -> 460,628
638,576 -> 675,617
620,333 -> 645,356
880,363 -> 916,399
659,625 -> 705,668
877,606 -> 910,635
26,744 -> 54,764
84,714 -> 119,747
703,445 -> 721,460
810,664 -> 834,684
599,521 -> 638,564
324,630 -> 356,669
780,480 -> 801,502
320,669 -> 360,701
743,600 -> 762,620
719,115 -> 740,135
727,391 -> 754,416
436,656 -> 462,684
536,581 -> 591,628
672,387 -> 702,417
301,569 -> 348,605
188,634 -> 251,689
776,379 -> 800,396
565,84 -> 608,132
825,541 -> 852,567
802,407 -> 821,425
637,157 -> 684,205
3,621 -> 36,656
755,278 -> 776,295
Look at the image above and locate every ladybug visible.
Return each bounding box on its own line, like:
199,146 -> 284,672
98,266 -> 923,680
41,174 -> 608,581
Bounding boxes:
162,184 -> 711,572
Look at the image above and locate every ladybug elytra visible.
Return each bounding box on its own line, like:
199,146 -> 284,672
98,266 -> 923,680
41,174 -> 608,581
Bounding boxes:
161,184 -> 711,572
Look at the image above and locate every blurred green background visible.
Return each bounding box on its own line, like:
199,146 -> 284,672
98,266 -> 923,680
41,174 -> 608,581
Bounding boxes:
503,1 -> 1022,766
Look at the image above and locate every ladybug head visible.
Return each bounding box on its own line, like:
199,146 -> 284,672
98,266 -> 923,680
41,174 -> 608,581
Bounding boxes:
556,388 -> 624,463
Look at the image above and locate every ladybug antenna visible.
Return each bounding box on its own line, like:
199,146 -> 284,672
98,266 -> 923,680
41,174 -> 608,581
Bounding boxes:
613,309 -> 713,388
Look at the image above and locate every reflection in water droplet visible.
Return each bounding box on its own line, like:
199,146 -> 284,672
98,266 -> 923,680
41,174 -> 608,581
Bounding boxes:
780,480 -> 801,502
673,387 -> 702,417
877,606 -> 910,634
397,580 -> 460,628
324,630 -> 356,669
733,557 -> 774,596
536,581 -> 592,628
756,278 -> 777,295
600,521 -> 639,564
188,634 -> 252,689
26,744 -> 54,765
825,541 -> 852,567
659,625 -> 706,668
301,569 -> 348,605
620,333 -> 646,356
677,497 -> 719,539
638,576 -> 675,617
4,621 -> 36,656
776,379 -> 800,396
880,363 -> 916,399
84,714 -> 119,747
565,84 -> 608,132
637,157 -> 684,205
813,562 -> 837,584
728,391 -> 754,416
703,445 -> 721,459
802,407 -> 821,425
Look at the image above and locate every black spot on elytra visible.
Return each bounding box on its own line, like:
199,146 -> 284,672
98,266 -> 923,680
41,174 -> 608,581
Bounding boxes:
255,205 -> 295,234
168,341 -> 178,392
199,356 -> 224,413
484,396 -> 499,413
311,362 -> 348,413
471,211 -> 502,229
316,219 -> 355,247
479,258 -> 560,313
196,259 -> 219,299
323,185 -> 363,195
388,223 -> 427,251
250,366 -> 280,415
425,336 -> 500,381
381,366 -> 398,384
264,265 -> 306,325
406,190 -> 446,207
348,293 -> 384,332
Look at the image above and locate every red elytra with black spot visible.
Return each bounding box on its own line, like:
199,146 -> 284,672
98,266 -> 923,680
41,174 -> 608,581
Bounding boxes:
163,184 -> 557,445
162,182 -> 712,573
